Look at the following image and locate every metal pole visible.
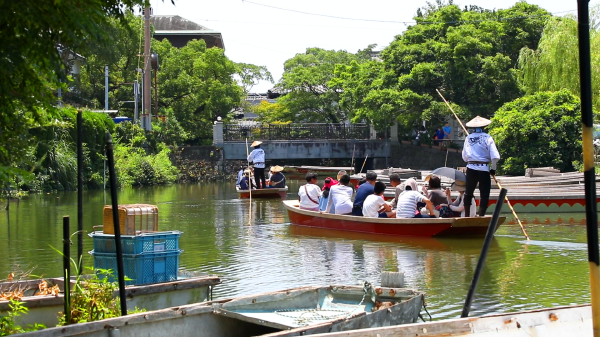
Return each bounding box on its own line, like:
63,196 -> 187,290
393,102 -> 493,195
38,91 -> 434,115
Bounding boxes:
154,69 -> 158,121
105,66 -> 109,111
77,111 -> 83,275
143,6 -> 152,130
461,188 -> 507,318
62,216 -> 71,324
106,133 -> 128,316
246,138 -> 252,223
577,1 -> 600,335
134,80 -> 139,123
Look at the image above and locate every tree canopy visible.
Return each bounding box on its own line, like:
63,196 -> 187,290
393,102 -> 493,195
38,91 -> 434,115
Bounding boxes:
488,90 -> 583,175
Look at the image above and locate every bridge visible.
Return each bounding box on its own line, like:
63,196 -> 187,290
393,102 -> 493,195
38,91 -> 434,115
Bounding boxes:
213,122 -> 395,166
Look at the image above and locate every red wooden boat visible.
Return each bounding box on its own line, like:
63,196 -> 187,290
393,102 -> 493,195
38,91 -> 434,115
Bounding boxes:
237,186 -> 288,199
282,200 -> 505,237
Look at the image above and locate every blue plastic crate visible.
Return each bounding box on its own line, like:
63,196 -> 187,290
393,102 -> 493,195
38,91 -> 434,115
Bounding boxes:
89,231 -> 181,255
90,249 -> 182,285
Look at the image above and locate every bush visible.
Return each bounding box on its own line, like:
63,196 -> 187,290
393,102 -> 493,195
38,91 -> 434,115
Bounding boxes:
489,90 -> 583,175
114,144 -> 178,187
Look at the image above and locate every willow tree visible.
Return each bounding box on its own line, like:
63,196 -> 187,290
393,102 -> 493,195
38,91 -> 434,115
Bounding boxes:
519,11 -> 600,111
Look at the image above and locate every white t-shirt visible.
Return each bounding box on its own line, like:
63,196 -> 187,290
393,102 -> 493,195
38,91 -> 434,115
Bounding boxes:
396,191 -> 425,218
462,132 -> 500,172
326,185 -> 354,215
298,184 -> 322,210
363,194 -> 386,218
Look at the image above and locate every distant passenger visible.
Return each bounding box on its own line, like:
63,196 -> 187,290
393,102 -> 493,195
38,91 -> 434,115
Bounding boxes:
236,166 -> 245,187
363,182 -> 395,218
267,166 -> 286,188
397,179 -> 435,218
352,172 -> 377,216
238,169 -> 252,190
319,177 -> 338,212
445,181 -> 476,217
298,173 -> 321,211
387,174 -> 403,210
325,174 -> 353,215
422,175 -> 447,207
337,170 -> 347,181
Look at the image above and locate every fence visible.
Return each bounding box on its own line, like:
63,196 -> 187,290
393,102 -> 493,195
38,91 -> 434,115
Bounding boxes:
223,123 -> 370,141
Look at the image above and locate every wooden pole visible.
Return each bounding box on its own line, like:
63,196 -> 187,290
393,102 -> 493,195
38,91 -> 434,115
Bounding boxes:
246,138 -> 252,223
351,144 -> 356,174
436,88 -> 530,241
359,154 -> 369,174
577,1 -> 600,334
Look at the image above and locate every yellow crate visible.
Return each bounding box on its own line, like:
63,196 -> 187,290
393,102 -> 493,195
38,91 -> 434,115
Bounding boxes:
103,204 -> 158,235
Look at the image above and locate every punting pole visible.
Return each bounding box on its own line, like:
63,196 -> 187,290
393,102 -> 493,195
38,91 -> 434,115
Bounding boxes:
245,138 -> 252,223
105,133 -> 128,316
461,188 -> 507,318
436,88 -> 530,240
351,144 -> 356,174
577,1 -> 600,335
62,216 -> 71,324
359,154 -> 369,174
77,110 -> 83,275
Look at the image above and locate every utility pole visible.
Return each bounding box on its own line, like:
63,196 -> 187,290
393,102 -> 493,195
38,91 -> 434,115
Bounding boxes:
133,80 -> 139,123
143,6 -> 152,130
105,65 -> 109,111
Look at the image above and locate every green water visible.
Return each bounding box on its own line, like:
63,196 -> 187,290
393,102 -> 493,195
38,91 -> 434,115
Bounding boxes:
0,181 -> 592,319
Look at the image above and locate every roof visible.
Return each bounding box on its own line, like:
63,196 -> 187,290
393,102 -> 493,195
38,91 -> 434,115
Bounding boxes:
150,15 -> 225,49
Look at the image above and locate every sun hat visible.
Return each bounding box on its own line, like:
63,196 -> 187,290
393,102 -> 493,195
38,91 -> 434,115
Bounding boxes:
270,165 -> 284,173
251,140 -> 263,147
451,180 -> 467,192
465,116 -> 491,128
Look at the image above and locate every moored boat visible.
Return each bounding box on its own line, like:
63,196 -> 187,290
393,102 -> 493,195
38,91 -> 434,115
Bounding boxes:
282,200 -> 505,237
284,166 -> 353,179
237,186 -> 288,199
20,284 -> 425,337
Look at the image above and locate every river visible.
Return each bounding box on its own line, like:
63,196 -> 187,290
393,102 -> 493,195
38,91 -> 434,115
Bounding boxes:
0,181 -> 592,320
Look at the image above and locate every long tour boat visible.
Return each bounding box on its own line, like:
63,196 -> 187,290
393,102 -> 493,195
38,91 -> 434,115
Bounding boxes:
237,186 -> 288,199
282,200 -> 505,237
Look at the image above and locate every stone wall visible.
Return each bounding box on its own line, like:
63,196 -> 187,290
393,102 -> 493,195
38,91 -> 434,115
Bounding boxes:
387,141 -> 464,170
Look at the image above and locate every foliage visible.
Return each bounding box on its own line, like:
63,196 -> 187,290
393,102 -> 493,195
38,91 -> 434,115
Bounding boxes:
252,101 -> 293,123
488,90 -> 583,175
114,144 -> 178,187
154,39 -> 243,144
236,63 -> 274,94
332,1 -> 550,130
519,9 -> 600,112
0,299 -> 45,335
276,46 -> 376,123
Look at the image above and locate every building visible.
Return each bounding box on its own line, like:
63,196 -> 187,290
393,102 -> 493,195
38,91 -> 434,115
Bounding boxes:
150,15 -> 225,49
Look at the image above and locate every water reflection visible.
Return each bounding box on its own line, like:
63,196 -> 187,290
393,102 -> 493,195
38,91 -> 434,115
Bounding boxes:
0,182 -> 592,320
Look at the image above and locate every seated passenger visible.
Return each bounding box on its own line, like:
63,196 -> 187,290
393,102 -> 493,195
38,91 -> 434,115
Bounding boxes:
444,181 -> 476,217
235,166 -> 245,187
352,172 -> 377,216
318,177 -> 338,212
238,169 -> 252,190
325,174 -> 353,215
363,181 -> 395,218
298,173 -> 321,211
397,179 -> 435,218
422,175 -> 447,207
387,174 -> 403,210
267,165 -> 286,188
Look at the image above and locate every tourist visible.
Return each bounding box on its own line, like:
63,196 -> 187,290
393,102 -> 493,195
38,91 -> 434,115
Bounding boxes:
337,170 -> 347,181
267,165 -> 286,188
235,166 -> 245,187
422,175 -> 447,207
319,177 -> 338,212
298,172 -> 321,211
387,173 -> 403,210
396,187 -> 435,219
445,181 -> 476,217
363,182 -> 395,218
434,127 -> 444,146
324,174 -> 354,215
247,140 -> 266,188
352,172 -> 377,216
443,122 -> 452,142
238,169 -> 252,190
462,116 -> 501,217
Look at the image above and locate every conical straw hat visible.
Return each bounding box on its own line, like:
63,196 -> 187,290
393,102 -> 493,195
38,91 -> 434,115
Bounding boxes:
251,140 -> 263,147
270,165 -> 284,173
465,116 -> 491,127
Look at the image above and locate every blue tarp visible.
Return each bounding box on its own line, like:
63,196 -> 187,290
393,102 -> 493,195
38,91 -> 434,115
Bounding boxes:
113,117 -> 132,124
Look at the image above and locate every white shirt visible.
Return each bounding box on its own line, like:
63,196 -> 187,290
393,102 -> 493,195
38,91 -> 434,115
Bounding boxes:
396,191 -> 425,218
247,148 -> 265,168
462,131 -> 500,172
298,184 -> 322,210
326,185 -> 353,215
363,195 -> 386,218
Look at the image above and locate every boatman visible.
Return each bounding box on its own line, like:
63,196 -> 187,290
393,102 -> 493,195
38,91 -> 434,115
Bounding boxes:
462,116 -> 500,217
248,140 -> 266,189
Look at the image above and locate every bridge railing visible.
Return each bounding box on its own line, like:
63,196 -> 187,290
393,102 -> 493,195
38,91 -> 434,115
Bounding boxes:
223,123 -> 370,141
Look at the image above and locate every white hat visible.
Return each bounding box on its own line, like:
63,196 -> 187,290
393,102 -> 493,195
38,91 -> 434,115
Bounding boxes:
251,140 -> 263,147
270,165 -> 284,173
466,116 -> 491,128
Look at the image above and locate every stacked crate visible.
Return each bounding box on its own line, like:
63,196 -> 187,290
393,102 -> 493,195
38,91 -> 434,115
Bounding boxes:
90,204 -> 182,286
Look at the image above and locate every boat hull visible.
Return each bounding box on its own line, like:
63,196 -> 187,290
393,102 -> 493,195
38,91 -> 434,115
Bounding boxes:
284,166 -> 353,179
237,187 -> 288,199
283,200 -> 504,237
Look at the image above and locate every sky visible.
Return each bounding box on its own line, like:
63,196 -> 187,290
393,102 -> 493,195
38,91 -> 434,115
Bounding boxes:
150,0 -> 600,93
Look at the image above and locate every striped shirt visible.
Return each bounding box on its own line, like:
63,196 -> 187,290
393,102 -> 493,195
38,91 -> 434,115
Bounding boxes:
396,191 -> 425,218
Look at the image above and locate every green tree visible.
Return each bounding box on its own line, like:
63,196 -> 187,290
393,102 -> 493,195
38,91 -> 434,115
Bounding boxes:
519,10 -> 600,112
153,39 -> 243,144
276,46 -> 375,123
488,90 -> 583,175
